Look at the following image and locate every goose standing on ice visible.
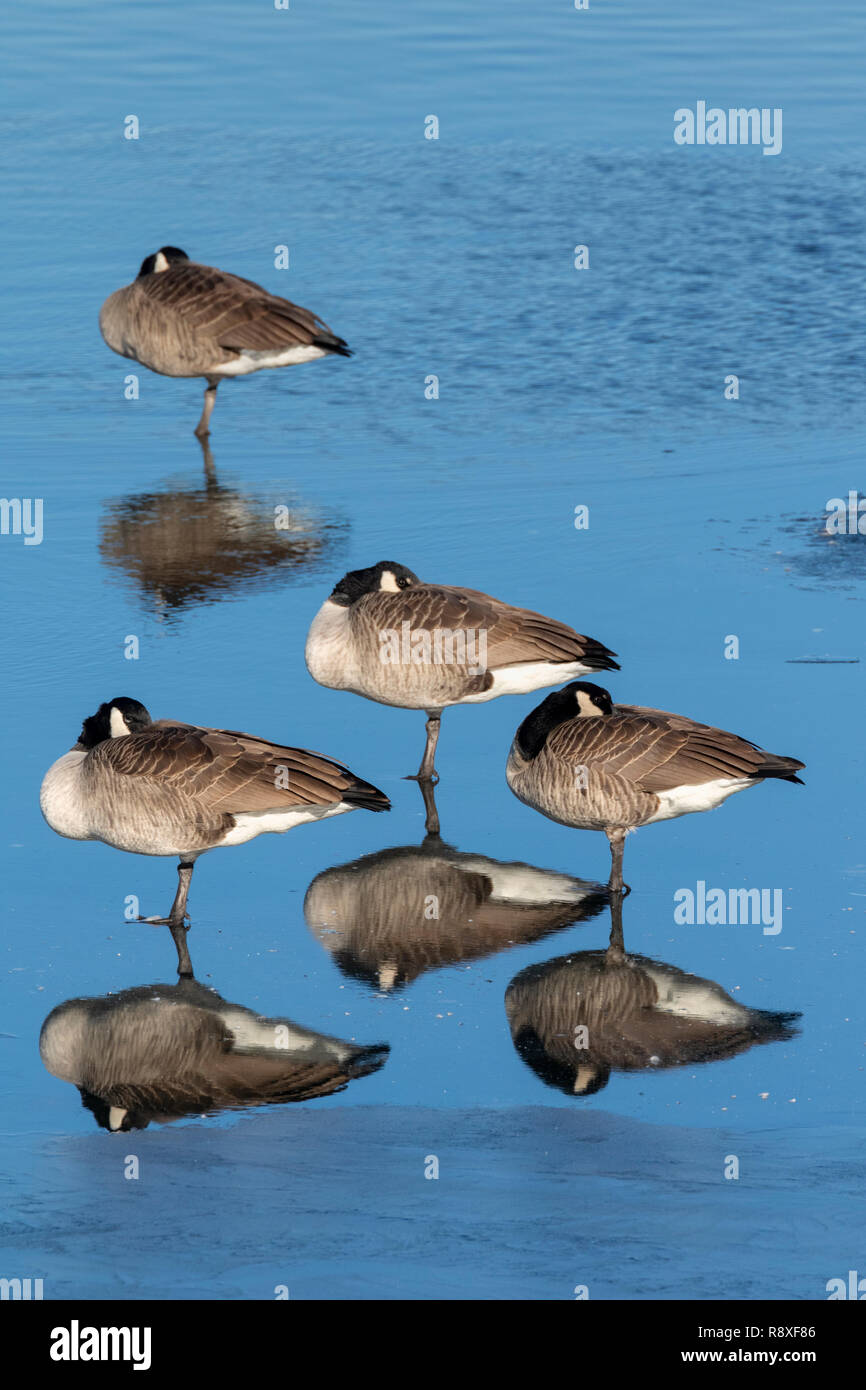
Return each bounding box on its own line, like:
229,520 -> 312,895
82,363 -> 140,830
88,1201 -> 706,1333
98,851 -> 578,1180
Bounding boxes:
40,697 -> 389,972
99,247 -> 351,436
305,562 -> 619,782
506,681 -> 804,893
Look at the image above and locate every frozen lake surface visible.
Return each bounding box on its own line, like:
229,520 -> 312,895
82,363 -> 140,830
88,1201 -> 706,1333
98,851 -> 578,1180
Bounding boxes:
1,0 -> 864,1299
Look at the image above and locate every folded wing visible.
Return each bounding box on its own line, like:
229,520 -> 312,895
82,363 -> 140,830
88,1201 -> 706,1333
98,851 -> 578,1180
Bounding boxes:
91,722 -> 389,812
547,707 -> 804,791
360,585 -> 618,670
139,262 -> 349,354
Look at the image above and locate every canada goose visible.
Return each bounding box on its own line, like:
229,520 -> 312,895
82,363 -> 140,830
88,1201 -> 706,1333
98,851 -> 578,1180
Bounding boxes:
506,681 -> 804,893
40,978 -> 389,1129
305,837 -> 608,991
99,246 -> 351,436
305,561 -> 619,781
505,903 -> 799,1096
100,476 -> 347,617
40,697 -> 389,971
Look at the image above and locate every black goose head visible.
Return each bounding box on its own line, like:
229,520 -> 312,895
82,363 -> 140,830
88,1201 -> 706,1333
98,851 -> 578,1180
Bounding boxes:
510,1028 -> 611,1096
78,697 -> 153,749
79,1090 -> 149,1132
137,245 -> 189,278
514,681 -> 614,761
329,561 -> 421,607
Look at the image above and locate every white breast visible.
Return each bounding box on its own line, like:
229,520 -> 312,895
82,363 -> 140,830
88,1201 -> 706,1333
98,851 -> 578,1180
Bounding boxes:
505,744 -> 530,794
305,599 -> 356,689
39,1005 -> 89,1081
39,751 -> 92,841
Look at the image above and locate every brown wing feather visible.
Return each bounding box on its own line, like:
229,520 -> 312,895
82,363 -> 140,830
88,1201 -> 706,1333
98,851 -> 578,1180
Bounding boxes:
139,262 -> 345,352
100,1061 -> 371,1117
546,707 -> 802,793
92,723 -> 388,812
359,585 -> 617,669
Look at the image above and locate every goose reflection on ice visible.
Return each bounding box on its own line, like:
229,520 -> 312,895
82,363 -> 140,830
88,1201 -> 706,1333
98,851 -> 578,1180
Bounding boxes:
99,456 -> 348,617
505,899 -> 799,1096
39,976 -> 389,1130
305,831 -> 608,992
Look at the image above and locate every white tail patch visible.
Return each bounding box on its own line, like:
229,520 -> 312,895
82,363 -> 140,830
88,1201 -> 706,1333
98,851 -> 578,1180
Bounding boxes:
456,859 -> 591,905
644,969 -> 748,1026
212,345 -> 329,377
221,801 -> 356,846
463,660 -> 601,703
221,1009 -> 315,1053
650,777 -> 757,822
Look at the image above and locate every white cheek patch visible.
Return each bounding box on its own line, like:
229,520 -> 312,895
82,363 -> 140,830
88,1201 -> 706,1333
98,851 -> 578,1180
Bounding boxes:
573,1065 -> 598,1094
109,1107 -> 128,1131
109,707 -> 131,738
379,571 -> 401,593
378,963 -> 399,992
152,251 -> 169,272
576,690 -> 603,717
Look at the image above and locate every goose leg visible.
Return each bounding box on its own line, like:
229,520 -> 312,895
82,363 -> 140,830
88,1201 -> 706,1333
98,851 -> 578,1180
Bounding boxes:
138,860 -> 195,929
194,378 -> 219,438
606,829 -> 630,898
197,434 -> 217,482
418,776 -> 441,837
606,890 -> 626,964
170,919 -> 193,978
408,711 -> 441,784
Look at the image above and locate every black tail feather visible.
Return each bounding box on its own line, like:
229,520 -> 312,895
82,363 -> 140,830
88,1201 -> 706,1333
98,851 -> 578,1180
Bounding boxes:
580,639 -> 620,674
343,779 -> 390,812
751,757 -> 805,784
347,1043 -> 390,1078
315,335 -> 352,358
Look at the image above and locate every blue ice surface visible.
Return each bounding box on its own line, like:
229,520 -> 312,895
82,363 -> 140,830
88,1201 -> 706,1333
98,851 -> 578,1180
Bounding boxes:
1,0 -> 864,1299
